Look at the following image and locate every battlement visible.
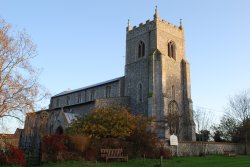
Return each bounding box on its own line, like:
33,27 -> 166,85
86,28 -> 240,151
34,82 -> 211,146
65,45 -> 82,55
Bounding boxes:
126,19 -> 156,40
126,18 -> 183,40
158,19 -> 182,31
128,19 -> 154,32
128,18 -> 181,32
126,7 -> 183,40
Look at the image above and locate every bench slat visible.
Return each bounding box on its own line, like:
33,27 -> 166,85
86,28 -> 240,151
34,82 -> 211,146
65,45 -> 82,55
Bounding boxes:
100,148 -> 128,162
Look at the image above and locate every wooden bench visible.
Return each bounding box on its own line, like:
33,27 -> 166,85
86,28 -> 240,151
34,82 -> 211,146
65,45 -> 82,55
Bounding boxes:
100,148 -> 128,162
224,150 -> 236,157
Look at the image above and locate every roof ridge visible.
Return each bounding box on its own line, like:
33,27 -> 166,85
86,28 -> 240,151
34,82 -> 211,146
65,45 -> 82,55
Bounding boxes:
52,76 -> 124,98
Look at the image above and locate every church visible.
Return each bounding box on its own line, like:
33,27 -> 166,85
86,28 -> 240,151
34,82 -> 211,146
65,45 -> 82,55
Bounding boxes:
21,7 -> 196,150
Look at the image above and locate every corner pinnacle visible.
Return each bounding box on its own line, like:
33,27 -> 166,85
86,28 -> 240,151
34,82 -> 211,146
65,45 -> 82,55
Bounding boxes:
127,19 -> 131,32
179,19 -> 183,30
154,5 -> 159,20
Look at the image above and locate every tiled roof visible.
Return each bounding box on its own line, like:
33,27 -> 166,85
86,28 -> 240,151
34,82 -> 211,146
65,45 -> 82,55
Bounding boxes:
64,112 -> 79,124
52,76 -> 124,98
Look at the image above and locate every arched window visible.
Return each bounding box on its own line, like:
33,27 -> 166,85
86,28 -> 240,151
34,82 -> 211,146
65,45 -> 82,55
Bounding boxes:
138,41 -> 145,58
167,101 -> 179,135
138,83 -> 143,103
56,126 -> 64,134
168,41 -> 176,60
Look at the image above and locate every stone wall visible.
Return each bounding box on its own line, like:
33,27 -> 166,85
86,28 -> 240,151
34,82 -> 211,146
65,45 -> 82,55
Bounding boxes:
124,16 -> 196,140
63,102 -> 95,116
50,77 -> 125,109
95,96 -> 130,108
0,134 -> 20,148
165,141 -> 250,156
20,111 -> 49,149
125,19 -> 157,117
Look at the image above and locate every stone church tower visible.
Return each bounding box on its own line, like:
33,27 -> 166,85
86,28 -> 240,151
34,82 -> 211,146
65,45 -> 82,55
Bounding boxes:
125,7 -> 196,141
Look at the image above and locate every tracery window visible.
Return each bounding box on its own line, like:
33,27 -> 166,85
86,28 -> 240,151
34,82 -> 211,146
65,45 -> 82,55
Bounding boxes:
168,101 -> 179,135
168,41 -> 176,60
138,41 -> 145,58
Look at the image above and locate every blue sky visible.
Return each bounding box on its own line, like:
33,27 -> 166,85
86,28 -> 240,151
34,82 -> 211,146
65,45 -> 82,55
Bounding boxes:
1,0 -> 250,132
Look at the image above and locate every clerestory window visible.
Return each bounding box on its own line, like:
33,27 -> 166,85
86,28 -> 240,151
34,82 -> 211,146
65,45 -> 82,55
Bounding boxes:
106,86 -> 111,98
56,98 -> 60,107
77,93 -> 82,103
90,90 -> 96,101
66,96 -> 70,105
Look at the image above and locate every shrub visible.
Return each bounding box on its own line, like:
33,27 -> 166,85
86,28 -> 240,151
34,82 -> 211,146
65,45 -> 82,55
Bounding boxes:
0,144 -> 25,166
66,106 -> 151,139
42,134 -> 69,162
158,146 -> 172,159
66,106 -> 171,160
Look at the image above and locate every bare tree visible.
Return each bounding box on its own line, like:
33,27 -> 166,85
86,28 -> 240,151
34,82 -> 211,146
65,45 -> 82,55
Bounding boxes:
194,109 -> 211,134
194,108 -> 213,156
227,89 -> 250,155
0,18 -> 49,124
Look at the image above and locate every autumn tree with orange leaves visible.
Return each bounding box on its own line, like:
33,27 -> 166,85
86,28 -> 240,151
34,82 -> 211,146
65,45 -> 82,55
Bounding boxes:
0,18 -> 49,123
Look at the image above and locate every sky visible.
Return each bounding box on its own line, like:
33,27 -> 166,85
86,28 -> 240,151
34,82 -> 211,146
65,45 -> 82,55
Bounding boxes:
0,0 -> 250,132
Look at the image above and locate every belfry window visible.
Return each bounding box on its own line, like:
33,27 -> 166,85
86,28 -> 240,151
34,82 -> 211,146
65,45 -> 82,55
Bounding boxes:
138,41 -> 145,58
168,41 -> 176,60
138,83 -> 143,103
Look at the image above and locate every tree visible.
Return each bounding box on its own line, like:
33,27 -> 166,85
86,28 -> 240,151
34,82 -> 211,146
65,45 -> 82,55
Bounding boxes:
211,115 -> 238,142
65,106 -> 170,159
226,90 -> 250,154
65,106 -> 151,139
196,130 -> 210,142
194,108 -> 213,156
194,108 -> 212,140
0,18 -> 48,123
213,130 -> 224,142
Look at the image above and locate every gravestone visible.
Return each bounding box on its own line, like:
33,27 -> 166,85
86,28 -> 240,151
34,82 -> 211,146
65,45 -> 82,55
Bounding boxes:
170,134 -> 178,146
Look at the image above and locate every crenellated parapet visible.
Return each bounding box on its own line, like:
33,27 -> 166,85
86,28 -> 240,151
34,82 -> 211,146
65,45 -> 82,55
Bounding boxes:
126,20 -> 156,40
127,18 -> 183,41
157,19 -> 184,39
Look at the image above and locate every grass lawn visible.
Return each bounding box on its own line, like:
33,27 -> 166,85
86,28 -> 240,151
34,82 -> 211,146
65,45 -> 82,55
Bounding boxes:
40,155 -> 250,167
